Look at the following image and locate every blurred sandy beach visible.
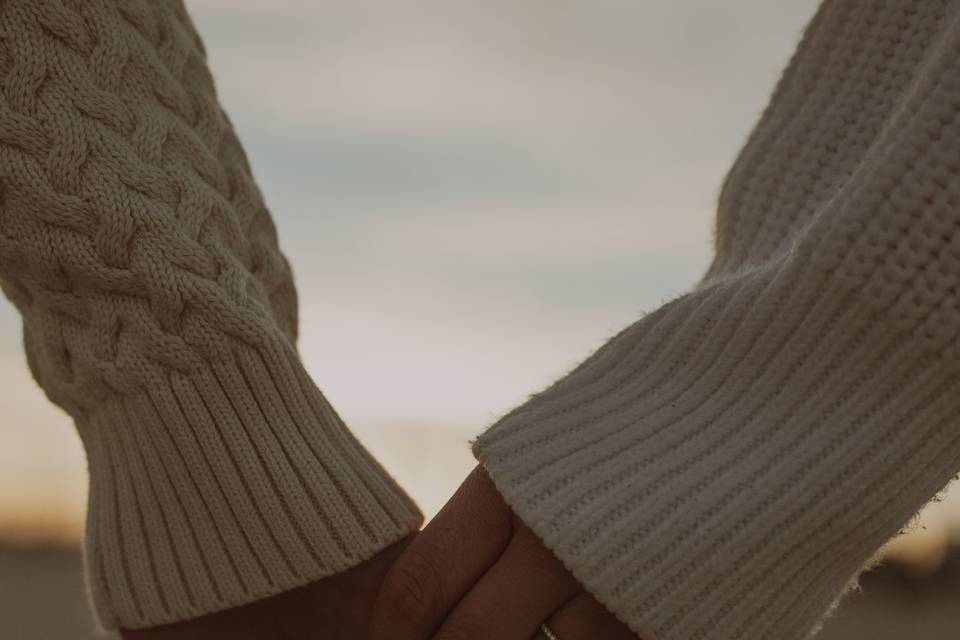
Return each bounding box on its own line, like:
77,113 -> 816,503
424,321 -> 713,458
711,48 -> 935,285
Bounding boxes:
4,539 -> 960,640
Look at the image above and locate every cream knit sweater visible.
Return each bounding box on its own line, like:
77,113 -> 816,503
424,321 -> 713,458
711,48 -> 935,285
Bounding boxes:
2,1 -> 960,639
0,0 -> 423,630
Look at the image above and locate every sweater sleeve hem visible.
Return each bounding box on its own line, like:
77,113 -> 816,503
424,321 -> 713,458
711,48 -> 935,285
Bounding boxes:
472,259 -> 960,640
78,336 -> 423,630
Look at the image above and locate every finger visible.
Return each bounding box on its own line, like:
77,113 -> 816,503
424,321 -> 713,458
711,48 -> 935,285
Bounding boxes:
540,592 -> 636,640
370,466 -> 514,640
280,534 -> 416,637
433,521 -> 581,640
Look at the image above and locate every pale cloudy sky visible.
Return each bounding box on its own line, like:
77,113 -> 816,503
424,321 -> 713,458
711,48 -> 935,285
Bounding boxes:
184,0 -> 821,428
10,0 -> 957,541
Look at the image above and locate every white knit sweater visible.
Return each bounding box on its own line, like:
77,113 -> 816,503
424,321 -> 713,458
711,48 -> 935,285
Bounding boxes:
2,1 -> 959,640
474,1 -> 960,638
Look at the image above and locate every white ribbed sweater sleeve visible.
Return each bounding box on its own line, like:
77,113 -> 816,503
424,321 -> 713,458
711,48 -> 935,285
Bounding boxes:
0,1 -> 421,630
472,2 -> 960,639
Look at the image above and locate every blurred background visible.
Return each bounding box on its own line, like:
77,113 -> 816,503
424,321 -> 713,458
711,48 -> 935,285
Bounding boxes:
2,1 -> 960,638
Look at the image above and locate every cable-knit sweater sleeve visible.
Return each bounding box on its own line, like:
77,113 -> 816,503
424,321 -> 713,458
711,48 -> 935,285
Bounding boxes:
0,1 -> 421,630
472,2 -> 960,640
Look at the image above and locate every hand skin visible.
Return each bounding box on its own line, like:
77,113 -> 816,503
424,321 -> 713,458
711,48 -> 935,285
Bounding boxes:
368,466 -> 637,640
120,534 -> 415,640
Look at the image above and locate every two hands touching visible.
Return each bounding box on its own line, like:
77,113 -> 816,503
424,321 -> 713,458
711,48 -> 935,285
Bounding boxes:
369,466 -> 635,640
122,467 -> 635,640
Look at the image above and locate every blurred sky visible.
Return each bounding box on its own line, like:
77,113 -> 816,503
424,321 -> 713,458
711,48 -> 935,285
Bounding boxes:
2,0 -> 958,551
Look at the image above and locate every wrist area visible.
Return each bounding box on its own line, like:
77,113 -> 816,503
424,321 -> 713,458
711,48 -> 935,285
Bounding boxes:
79,337 -> 422,630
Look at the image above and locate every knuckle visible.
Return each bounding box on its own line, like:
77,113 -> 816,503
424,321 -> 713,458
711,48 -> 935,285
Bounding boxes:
380,548 -> 442,621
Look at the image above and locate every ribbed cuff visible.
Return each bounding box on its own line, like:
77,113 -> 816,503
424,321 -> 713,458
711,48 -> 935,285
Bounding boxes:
473,259 -> 960,640
77,337 -> 423,630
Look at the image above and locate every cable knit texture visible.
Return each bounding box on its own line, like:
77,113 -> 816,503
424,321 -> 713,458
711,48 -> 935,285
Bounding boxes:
473,1 -> 960,639
0,0 -> 421,630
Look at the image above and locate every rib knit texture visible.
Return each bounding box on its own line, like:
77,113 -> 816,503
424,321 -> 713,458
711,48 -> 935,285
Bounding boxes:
0,0 -> 421,630
473,2 -> 960,639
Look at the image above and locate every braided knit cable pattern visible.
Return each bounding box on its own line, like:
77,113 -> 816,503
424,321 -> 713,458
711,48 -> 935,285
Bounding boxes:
0,1 -> 422,629
0,0 -> 294,413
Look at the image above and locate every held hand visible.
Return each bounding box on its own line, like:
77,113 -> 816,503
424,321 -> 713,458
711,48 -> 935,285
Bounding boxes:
369,466 -> 636,640
121,534 -> 415,640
